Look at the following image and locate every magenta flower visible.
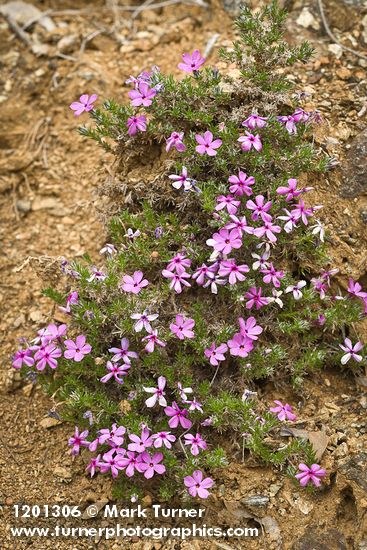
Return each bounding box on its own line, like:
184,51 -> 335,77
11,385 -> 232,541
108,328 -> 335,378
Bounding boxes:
166,131 -> 186,153
206,228 -> 242,255
64,335 -> 91,362
170,314 -> 195,340
195,131 -> 222,156
127,115 -> 147,136
109,338 -> 138,364
225,214 -> 254,236
137,452 -> 166,479
142,328 -> 166,353
253,219 -> 282,243
295,463 -> 326,487
227,333 -> 254,357
251,245 -> 270,270
184,470 -> 214,498
291,199 -> 315,225
59,290 -> 79,314
278,114 -> 298,134
12,348 -> 34,370
242,114 -> 267,129
184,433 -> 207,456
118,451 -> 139,477
204,342 -> 228,366
192,263 -> 215,286
276,178 -> 302,202
277,208 -> 299,233
177,382 -> 193,401
128,428 -> 153,453
152,431 -> 176,449
260,263 -> 285,288
130,310 -> 159,333
100,361 -> 130,384
244,286 -> 269,310
238,317 -> 263,340
34,344 -> 62,371
238,132 -> 262,152
218,259 -> 249,285
86,455 -> 101,477
166,252 -> 191,274
121,271 -> 149,294
70,94 -> 98,116
228,171 -> 255,197
178,50 -> 206,73
68,427 -> 89,456
99,449 -> 125,479
215,195 -> 241,215
128,82 -> 156,107
347,278 -> 367,299
98,424 -> 126,447
339,338 -> 364,364
164,402 -> 192,429
162,269 -> 191,293
285,281 -> 307,300
270,400 -> 297,421
143,376 -> 167,407
246,195 -> 272,222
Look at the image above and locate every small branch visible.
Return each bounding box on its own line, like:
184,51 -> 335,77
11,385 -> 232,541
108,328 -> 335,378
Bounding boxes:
3,14 -> 32,47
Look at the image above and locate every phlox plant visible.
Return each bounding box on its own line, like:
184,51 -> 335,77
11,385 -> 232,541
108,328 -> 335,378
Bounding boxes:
13,3 -> 366,501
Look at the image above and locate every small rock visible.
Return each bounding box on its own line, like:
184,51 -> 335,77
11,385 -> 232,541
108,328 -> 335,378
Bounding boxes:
22,384 -> 33,397
0,1 -> 56,31
359,209 -> 367,223
57,34 -> 79,54
328,44 -> 343,59
241,495 -> 269,507
54,466 -> 72,480
292,527 -> 347,550
29,311 -> 44,322
296,8 -> 320,30
40,417 -> 62,429
269,483 -> 282,497
13,314 -> 25,328
16,199 -> 31,213
142,495 -> 153,507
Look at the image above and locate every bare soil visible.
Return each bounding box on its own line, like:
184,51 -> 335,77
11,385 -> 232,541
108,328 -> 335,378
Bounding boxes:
0,1 -> 366,549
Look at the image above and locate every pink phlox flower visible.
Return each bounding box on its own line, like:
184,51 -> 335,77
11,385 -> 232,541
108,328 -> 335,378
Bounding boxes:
246,195 -> 272,222
253,219 -> 282,243
204,342 -> 228,366
310,277 -> 328,299
130,310 -> 159,333
215,194 -> 240,215
128,428 -> 153,453
59,291 -> 79,314
12,348 -> 34,370
100,361 -> 130,384
277,208 -> 299,233
121,271 -> 149,294
285,280 -> 307,300
238,132 -> 262,152
347,278 -> 367,299
127,115 -> 147,136
206,228 -> 242,255
162,269 -> 191,293
218,259 -> 249,285
192,263 -> 215,286
164,402 -> 192,429
195,131 -> 222,156
278,115 -> 298,134
225,215 -> 254,236
184,470 -> 214,498
187,398 -> 203,413
177,382 -> 193,402
43,323 -> 67,342
68,426 -> 89,456
291,199 -> 314,225
143,376 -> 167,407
118,451 -> 140,477
184,433 -> 207,456
99,449 -> 125,479
128,82 -> 156,107
108,338 -> 138,364
34,344 -> 62,370
269,400 -> 297,421
87,267 -> 107,282
166,252 -> 191,274
292,108 -> 310,123
243,286 -> 269,310
227,333 -> 254,357
267,289 -> 284,308
124,228 -> 141,240
70,94 -> 97,116
238,316 -> 263,340
228,171 -> 255,197
251,244 -> 270,270
169,166 -> 190,190
178,50 -> 206,73
98,424 -> 126,447
166,131 -> 186,153
203,275 -> 227,294
260,263 -> 284,288
86,455 -> 101,477
170,314 -> 195,340
339,338 -> 364,364
136,452 -> 166,479
142,328 -> 166,353
242,114 -> 267,129
320,268 -> 339,284
276,178 -> 302,202
310,220 -> 325,242
152,431 -> 176,449
295,463 -> 326,487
